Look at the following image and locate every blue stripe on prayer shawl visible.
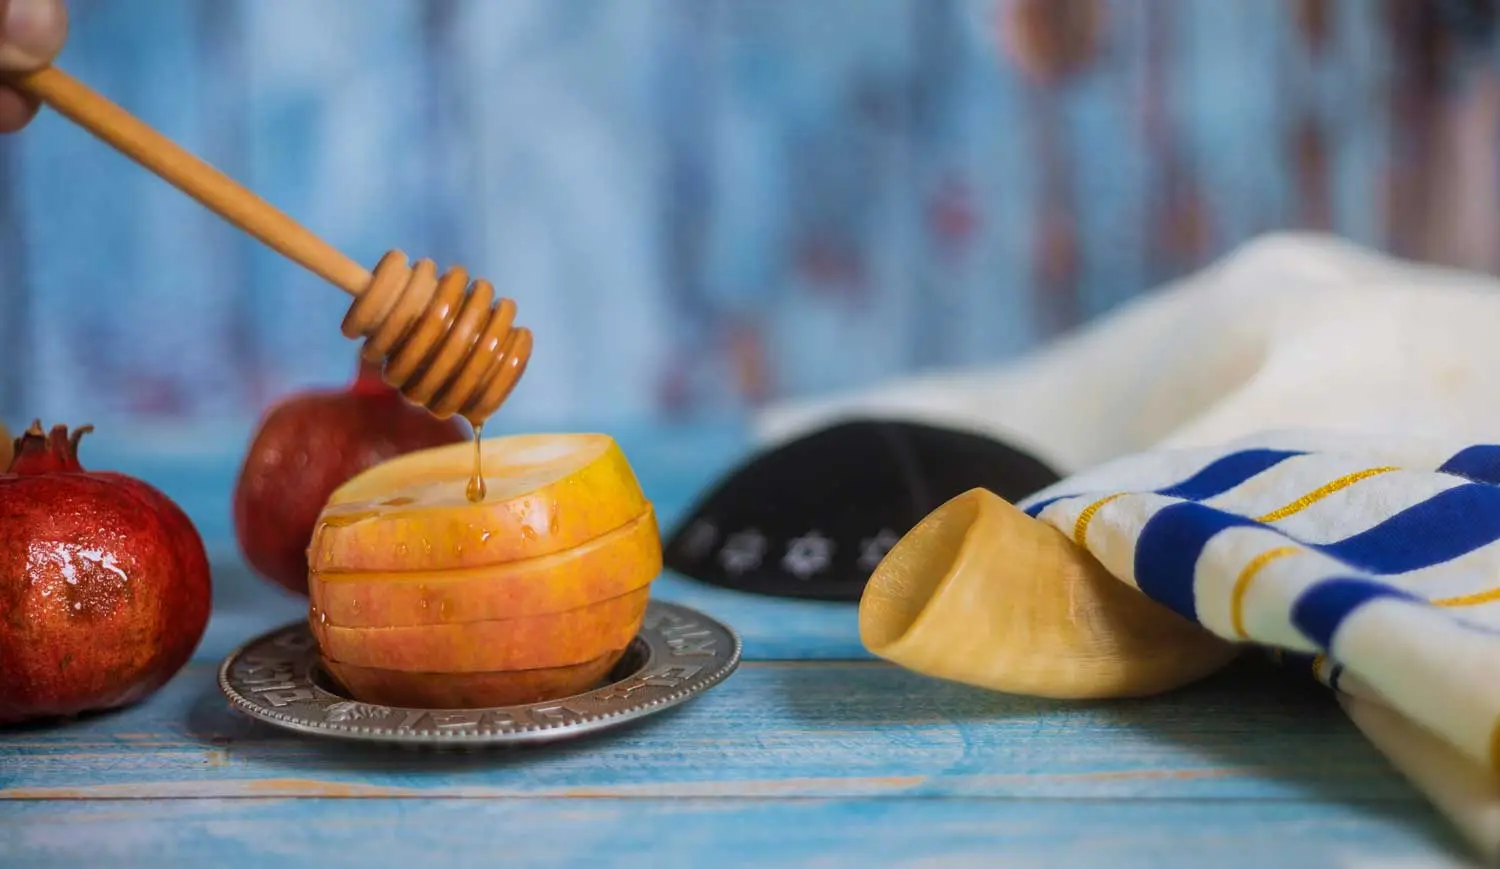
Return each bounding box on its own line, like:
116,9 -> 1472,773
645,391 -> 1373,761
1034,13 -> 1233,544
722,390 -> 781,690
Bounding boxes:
1133,502 -> 1263,621
1291,578 -> 1424,649
1156,449 -> 1306,500
1438,445 -> 1500,485
1315,483 -> 1500,573
1021,448 -> 1304,518
1133,481 -> 1500,622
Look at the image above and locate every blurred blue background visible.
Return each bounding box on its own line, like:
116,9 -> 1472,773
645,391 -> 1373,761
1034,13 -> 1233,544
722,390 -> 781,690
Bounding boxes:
2,0 -> 1498,448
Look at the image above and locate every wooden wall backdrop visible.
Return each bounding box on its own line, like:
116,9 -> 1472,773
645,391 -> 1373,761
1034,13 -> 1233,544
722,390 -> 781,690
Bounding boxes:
0,0 -> 1496,444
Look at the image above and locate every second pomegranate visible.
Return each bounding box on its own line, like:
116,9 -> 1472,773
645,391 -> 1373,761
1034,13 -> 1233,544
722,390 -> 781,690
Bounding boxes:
233,358 -> 469,595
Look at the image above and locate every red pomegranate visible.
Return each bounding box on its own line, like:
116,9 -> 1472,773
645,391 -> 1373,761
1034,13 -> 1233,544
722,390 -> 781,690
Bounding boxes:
233,357 -> 468,595
0,422 -> 212,724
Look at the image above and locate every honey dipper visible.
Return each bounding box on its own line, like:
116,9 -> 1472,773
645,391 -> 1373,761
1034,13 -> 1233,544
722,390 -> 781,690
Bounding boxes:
4,66 -> 531,425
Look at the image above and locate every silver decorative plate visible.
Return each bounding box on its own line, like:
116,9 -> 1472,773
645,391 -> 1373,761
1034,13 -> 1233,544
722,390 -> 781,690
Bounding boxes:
217,600 -> 741,747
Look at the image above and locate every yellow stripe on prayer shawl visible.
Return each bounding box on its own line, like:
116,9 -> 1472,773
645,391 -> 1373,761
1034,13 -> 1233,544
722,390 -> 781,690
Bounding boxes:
1432,586 -> 1500,607
1072,493 -> 1126,548
1230,546 -> 1302,639
1254,467 -> 1399,523
1223,467 -> 1395,640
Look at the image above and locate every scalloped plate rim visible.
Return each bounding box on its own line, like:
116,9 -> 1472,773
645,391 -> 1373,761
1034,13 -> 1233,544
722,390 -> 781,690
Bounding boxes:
215,599 -> 742,748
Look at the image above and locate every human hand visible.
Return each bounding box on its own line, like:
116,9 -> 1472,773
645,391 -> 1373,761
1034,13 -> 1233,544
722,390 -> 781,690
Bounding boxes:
0,0 -> 67,132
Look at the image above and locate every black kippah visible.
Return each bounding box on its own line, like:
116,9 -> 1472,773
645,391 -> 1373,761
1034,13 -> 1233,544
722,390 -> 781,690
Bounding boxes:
662,419 -> 1062,601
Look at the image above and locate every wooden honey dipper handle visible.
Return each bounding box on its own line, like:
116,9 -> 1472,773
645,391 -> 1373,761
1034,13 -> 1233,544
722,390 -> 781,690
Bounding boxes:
7,64 -> 534,424
8,66 -> 372,297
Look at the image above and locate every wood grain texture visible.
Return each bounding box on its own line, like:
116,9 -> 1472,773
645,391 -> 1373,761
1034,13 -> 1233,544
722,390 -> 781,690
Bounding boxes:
0,658 -> 1424,803
0,797 -> 1471,869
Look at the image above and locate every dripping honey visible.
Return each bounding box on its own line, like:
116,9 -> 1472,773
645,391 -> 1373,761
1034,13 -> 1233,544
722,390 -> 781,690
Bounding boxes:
465,422 -> 487,503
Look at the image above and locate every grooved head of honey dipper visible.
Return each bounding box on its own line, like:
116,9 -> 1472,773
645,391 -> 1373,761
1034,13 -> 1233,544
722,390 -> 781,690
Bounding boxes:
343,251 -> 533,426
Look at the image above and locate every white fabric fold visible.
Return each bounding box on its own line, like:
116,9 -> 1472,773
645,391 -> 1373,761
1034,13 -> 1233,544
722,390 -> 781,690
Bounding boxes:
755,232 -> 1500,474
1344,692 -> 1500,861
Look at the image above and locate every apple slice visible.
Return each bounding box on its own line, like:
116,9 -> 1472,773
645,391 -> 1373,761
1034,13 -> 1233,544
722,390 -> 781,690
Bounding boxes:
322,651 -> 626,708
309,433 -> 649,574
312,586 -> 650,673
309,508 -> 661,628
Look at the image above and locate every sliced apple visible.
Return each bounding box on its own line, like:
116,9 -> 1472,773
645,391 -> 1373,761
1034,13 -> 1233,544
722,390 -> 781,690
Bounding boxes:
309,433 -> 649,574
304,431 -> 662,709
309,508 -> 661,628
322,651 -> 626,708
312,586 -> 650,673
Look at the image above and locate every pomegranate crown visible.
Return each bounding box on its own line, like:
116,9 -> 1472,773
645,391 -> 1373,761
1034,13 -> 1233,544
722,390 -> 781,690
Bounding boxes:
7,420 -> 92,475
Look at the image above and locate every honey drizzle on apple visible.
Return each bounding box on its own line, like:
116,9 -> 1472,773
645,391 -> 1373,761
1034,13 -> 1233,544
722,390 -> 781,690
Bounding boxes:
465,423 -> 487,503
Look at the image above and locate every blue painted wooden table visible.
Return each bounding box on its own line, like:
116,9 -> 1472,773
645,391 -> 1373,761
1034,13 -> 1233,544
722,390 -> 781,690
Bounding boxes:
0,425 -> 1479,868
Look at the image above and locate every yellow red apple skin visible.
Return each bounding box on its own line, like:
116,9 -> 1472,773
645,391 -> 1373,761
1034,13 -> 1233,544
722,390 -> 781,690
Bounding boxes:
308,438 -> 649,574
322,650 -> 626,708
313,586 -> 650,673
308,509 -> 660,627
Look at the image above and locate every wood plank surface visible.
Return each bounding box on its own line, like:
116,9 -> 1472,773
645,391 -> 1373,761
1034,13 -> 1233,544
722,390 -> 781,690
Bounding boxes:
0,658 -> 1429,804
0,796 -> 1471,869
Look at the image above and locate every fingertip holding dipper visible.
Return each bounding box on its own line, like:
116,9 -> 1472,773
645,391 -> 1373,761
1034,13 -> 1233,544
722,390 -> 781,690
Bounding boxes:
858,488 -> 1240,699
